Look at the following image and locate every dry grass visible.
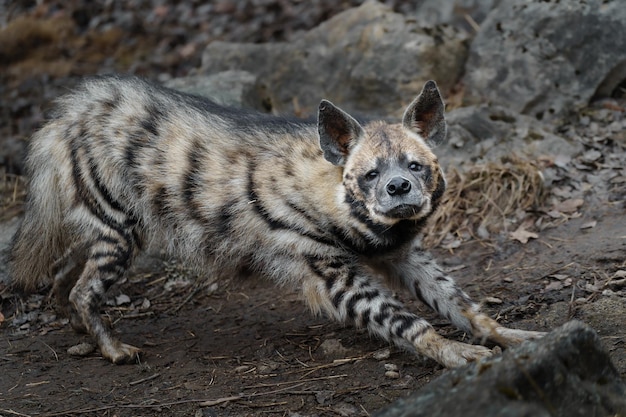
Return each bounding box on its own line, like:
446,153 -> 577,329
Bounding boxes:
0,170 -> 26,222
423,156 -> 546,248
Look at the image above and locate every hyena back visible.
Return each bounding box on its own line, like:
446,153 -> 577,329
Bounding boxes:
10,75 -> 543,367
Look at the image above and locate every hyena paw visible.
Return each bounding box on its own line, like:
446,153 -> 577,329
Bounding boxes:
436,340 -> 494,368
100,341 -> 142,364
494,327 -> 546,347
420,331 -> 494,368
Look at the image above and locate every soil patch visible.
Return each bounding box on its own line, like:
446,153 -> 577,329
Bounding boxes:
1,201 -> 624,416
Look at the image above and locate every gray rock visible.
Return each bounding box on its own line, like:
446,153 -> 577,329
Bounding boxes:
401,0 -> 501,32
373,321 -> 626,417
439,104 -> 583,170
165,70 -> 267,110
201,1 -> 468,117
463,0 -> 626,119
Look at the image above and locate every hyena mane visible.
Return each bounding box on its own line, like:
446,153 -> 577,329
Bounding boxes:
9,75 -> 544,367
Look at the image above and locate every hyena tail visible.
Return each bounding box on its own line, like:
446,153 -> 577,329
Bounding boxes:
9,127 -> 71,292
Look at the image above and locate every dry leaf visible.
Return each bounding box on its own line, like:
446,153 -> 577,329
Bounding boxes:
551,186 -> 572,198
553,198 -> 584,213
510,225 -> 539,244
484,296 -> 503,305
580,220 -> 597,229
115,294 -> 131,305
544,281 -> 564,291
553,154 -> 571,168
547,210 -> 564,219
581,149 -> 602,163
550,274 -> 569,281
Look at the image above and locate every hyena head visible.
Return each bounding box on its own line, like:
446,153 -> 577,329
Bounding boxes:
318,80 -> 447,226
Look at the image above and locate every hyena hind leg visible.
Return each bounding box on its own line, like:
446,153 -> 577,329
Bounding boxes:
69,232 -> 141,364
51,242 -> 89,332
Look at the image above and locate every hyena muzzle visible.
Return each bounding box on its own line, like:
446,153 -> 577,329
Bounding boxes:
9,75 -> 544,367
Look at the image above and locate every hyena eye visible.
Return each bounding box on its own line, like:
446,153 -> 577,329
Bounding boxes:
365,170 -> 379,181
409,162 -> 423,172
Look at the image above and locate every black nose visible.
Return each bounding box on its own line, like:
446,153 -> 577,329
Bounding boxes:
386,177 -> 411,196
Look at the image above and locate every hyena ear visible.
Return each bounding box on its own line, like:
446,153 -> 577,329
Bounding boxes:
318,99 -> 364,166
402,80 -> 447,148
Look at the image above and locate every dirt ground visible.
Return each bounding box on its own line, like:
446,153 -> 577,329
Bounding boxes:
1,197 -> 624,416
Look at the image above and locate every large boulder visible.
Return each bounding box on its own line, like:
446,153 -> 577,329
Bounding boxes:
463,0 -> 626,119
440,104 -> 583,169
374,321 -> 626,417
398,0 -> 500,31
200,1 -> 468,116
165,70 -> 265,109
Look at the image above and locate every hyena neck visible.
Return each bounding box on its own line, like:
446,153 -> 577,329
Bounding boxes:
257,138 -> 423,256
334,189 -> 426,255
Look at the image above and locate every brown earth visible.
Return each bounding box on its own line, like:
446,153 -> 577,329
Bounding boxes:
1,199 -> 624,416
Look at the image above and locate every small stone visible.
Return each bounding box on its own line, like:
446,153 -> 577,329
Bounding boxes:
140,298 -> 151,309
234,365 -> 250,373
372,348 -> 391,360
484,296 -> 503,305
384,363 -> 399,371
257,361 -> 280,374
315,390 -> 334,405
206,282 -> 219,294
67,342 -> 96,357
385,370 -> 401,379
319,339 -> 348,359
613,270 -> 626,279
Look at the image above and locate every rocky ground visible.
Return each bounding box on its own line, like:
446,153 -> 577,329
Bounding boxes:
1,1 -> 625,416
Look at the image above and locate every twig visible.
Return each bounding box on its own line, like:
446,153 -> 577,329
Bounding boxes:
40,341 -> 59,362
112,311 -> 154,325
167,286 -> 200,314
198,382 -> 307,407
244,374 -> 348,390
0,409 -> 32,417
539,262 -> 577,280
39,401 -> 197,416
129,373 -> 160,386
38,381 -> 319,415
568,282 -> 577,319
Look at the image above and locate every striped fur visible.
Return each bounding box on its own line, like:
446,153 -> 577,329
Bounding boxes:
10,76 -> 543,366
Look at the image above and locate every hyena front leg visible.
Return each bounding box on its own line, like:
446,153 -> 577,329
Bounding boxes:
389,247 -> 545,348
303,255 -> 493,368
68,229 -> 141,364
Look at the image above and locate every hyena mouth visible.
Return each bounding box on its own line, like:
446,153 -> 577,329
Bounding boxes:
381,204 -> 423,219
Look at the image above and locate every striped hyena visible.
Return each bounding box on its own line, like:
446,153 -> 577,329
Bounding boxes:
10,76 -> 543,367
